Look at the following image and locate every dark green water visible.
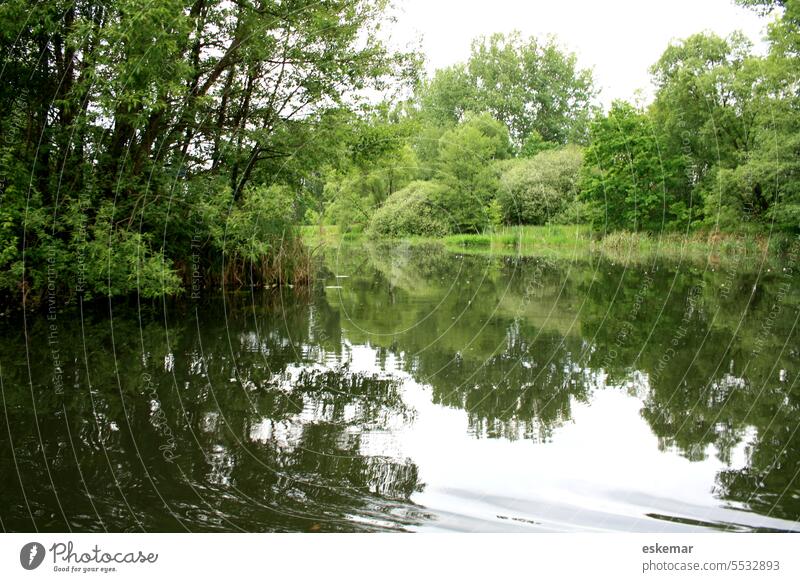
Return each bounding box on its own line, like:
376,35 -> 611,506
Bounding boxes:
2,241 -> 800,532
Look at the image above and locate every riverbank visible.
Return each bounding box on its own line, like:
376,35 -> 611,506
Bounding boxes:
302,224 -> 793,266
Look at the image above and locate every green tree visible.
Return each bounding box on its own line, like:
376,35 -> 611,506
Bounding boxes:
319,104 -> 421,230
436,113 -> 512,232
417,32 -> 596,148
710,0 -> 800,231
580,102 -> 689,232
650,32 -> 759,180
0,0 -> 417,306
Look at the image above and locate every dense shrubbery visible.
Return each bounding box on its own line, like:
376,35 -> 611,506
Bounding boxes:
321,32 -> 594,237
497,147 -> 583,225
368,181 -> 452,237
579,13 -> 800,235
195,182 -> 311,286
579,102 -> 689,232
364,113 -> 515,237
707,116 -> 800,231
322,143 -> 419,232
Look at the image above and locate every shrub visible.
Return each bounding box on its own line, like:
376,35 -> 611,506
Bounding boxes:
579,102 -> 688,232
497,146 -> 583,225
196,182 -> 309,286
368,181 -> 452,237
703,129 -> 800,233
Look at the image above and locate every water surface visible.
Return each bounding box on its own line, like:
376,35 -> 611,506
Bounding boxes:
2,242 -> 799,532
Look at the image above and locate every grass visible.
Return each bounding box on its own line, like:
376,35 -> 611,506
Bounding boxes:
444,234 -> 493,247
301,223 -> 792,266
593,229 -> 779,265
441,225 -> 593,258
300,224 -> 356,247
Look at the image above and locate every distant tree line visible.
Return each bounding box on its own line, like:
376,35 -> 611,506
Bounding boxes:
319,0 -> 800,244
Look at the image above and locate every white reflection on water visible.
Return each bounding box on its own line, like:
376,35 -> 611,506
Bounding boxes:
298,341 -> 800,532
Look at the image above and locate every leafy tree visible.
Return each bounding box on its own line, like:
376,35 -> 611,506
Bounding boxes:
650,32 -> 760,182
416,65 -> 472,127
323,144 -> 419,228
367,112 -> 512,237
520,131 -> 558,158
0,0 -> 417,306
580,102 -> 690,232
736,0 -> 787,14
318,105 -> 421,230
709,0 -> 800,231
435,113 -> 512,232
417,32 -> 596,148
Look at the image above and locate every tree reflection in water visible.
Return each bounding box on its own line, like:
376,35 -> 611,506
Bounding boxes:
1,242 -> 799,531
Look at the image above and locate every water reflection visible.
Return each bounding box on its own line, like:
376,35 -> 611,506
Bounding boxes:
1,241 -> 799,531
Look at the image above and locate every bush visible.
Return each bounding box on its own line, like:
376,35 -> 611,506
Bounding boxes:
195,182 -> 310,286
368,181 -> 452,237
497,146 -> 583,225
703,129 -> 800,233
0,181 -> 181,306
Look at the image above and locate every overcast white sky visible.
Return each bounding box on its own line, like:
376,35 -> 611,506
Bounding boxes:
389,0 -> 770,106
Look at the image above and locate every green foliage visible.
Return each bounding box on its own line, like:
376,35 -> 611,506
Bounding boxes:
497,146 -> 583,225
650,32 -> 760,193
580,102 -> 690,232
709,127 -> 800,231
192,181 -> 314,285
413,124 -> 449,178
320,2 -> 800,241
368,181 -> 451,237
577,15 -> 800,236
324,144 -> 420,230
418,32 -> 596,147
736,0 -> 786,15
0,0 -> 418,306
312,32 -> 594,238
435,113 -> 511,232
81,214 -> 183,300
520,131 -> 558,158
417,65 -> 473,127
199,184 -> 294,261
319,106 -> 422,230
702,1 -> 800,232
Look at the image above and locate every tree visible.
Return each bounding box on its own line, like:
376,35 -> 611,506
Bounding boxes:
580,102 -> 690,232
436,113 -> 512,232
706,0 -> 800,232
0,0 -> 418,305
417,32 -> 596,148
317,104 -> 421,230
649,31 -> 762,218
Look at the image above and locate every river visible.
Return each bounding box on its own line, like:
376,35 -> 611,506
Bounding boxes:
1,241 -> 799,532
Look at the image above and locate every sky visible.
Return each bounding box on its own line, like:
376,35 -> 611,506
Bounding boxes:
389,0 -> 771,106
